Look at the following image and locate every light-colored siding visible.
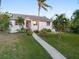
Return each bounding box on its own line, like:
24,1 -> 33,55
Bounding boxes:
9,20 -> 21,33
30,21 -> 52,31
9,19 -> 53,33
39,21 -> 52,30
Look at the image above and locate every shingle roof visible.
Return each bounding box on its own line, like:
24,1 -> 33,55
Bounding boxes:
10,13 -> 51,21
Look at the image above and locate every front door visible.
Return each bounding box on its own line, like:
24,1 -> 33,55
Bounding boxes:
26,20 -> 31,29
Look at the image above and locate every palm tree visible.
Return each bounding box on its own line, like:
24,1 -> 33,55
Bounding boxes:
0,0 -> 1,12
37,0 -> 52,16
53,14 -> 69,39
0,0 -> 1,6
37,0 -> 52,30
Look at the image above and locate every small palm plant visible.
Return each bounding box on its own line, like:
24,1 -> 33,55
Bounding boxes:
16,17 -> 24,30
53,14 -> 69,39
53,14 -> 69,32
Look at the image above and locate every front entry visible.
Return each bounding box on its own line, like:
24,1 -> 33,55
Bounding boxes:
26,20 -> 31,29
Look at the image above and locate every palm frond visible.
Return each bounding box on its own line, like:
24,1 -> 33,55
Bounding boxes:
42,6 -> 48,11
44,3 -> 52,9
37,0 -> 52,16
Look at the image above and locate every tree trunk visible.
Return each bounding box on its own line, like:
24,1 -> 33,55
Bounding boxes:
0,0 -> 1,6
37,6 -> 40,30
38,6 -> 40,16
57,28 -> 62,40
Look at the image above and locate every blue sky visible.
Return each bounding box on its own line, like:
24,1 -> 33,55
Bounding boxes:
1,0 -> 79,18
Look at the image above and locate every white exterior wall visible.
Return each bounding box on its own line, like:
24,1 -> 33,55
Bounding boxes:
9,19 -> 53,33
39,21 -> 52,30
31,21 -> 52,31
9,20 -> 21,33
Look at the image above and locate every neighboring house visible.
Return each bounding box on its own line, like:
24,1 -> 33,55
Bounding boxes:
9,14 -> 53,33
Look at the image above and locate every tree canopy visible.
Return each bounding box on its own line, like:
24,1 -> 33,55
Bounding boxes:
0,12 -> 10,31
70,10 -> 79,33
37,0 -> 52,16
53,14 -> 69,32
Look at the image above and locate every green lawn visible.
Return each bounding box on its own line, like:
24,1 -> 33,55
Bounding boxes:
38,32 -> 79,59
0,32 -> 52,59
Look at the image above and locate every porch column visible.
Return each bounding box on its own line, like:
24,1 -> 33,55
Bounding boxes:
24,19 -> 26,29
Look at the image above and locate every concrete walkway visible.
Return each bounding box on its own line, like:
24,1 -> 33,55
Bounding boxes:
32,33 -> 66,59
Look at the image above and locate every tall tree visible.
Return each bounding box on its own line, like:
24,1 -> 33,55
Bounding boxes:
0,0 -> 1,12
37,0 -> 52,16
71,10 -> 79,33
0,12 -> 10,31
0,0 -> 1,7
37,0 -> 52,30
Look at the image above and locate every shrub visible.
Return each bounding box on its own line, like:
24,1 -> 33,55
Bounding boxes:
47,29 -> 51,32
40,28 -> 51,32
70,27 -> 79,34
26,29 -> 32,36
34,30 -> 39,33
18,29 -> 32,35
39,29 -> 48,36
18,29 -> 26,33
39,29 -> 52,36
0,26 -> 4,31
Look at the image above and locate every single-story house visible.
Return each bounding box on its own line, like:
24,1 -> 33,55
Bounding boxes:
9,14 -> 53,33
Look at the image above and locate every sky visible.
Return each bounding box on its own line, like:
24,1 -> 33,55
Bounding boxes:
1,0 -> 79,18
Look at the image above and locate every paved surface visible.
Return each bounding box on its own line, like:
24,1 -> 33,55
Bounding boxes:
33,33 -> 66,59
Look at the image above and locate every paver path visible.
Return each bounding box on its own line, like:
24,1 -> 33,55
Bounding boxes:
33,33 -> 66,59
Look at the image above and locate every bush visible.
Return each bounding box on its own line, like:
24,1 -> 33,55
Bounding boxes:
0,26 -> 4,31
70,27 -> 79,34
18,29 -> 32,35
47,29 -> 51,32
34,30 -> 39,33
40,28 -> 51,32
26,29 -> 32,36
18,29 -> 26,33
39,29 -> 48,36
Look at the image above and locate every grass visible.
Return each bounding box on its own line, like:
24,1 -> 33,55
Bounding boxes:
38,32 -> 79,59
0,32 -> 52,59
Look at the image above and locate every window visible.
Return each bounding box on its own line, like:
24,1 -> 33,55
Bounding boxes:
33,21 -> 37,25
47,21 -> 50,26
